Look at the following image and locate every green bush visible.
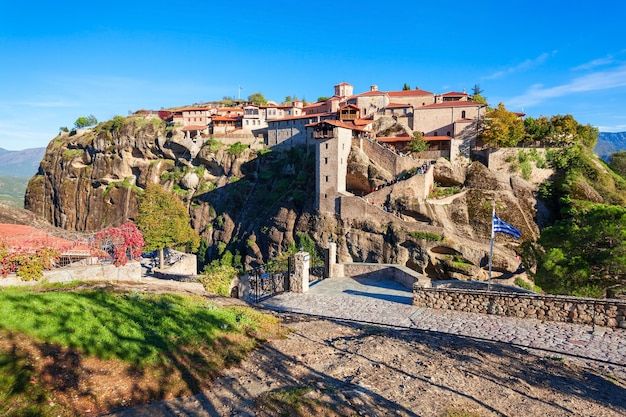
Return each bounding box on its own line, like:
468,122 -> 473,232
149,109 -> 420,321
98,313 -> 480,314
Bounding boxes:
200,264 -> 237,296
227,142 -> 249,156
409,231 -> 444,242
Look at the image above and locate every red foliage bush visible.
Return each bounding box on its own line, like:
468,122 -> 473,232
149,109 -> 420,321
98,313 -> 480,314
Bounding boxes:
95,222 -> 145,267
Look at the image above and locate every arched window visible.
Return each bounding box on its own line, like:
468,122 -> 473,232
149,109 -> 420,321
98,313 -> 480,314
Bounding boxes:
462,110 -> 466,118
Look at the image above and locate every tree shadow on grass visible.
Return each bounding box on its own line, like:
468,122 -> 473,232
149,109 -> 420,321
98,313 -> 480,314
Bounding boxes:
0,287 -> 270,416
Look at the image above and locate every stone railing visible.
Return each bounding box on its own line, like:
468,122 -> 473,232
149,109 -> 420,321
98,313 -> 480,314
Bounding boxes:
413,285 -> 626,328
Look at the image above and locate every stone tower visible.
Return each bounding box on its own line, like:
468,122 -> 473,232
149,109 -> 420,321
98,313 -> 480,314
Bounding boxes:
333,82 -> 354,99
312,121 -> 353,214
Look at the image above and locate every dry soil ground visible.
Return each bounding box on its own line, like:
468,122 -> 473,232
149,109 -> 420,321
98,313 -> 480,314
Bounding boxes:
104,281 -> 626,417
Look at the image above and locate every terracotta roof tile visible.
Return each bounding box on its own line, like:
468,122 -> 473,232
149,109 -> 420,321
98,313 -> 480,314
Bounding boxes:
182,125 -> 208,131
441,91 -> 468,97
306,119 -> 372,132
387,89 -> 433,97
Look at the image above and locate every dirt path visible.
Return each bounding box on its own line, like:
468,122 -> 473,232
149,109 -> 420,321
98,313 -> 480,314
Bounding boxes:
106,310 -> 626,417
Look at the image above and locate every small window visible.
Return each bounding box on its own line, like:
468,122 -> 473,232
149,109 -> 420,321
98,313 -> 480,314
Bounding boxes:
447,131 -> 451,136
325,176 -> 329,182
325,157 -> 328,164
434,132 -> 438,136
325,143 -> 328,149
462,110 -> 466,118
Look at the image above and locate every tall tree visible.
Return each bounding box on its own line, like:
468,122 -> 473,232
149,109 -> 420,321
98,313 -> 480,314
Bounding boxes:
609,151 -> 626,178
470,84 -> 487,104
136,184 -> 200,268
248,92 -> 267,106
480,103 -> 524,147
408,131 -> 428,153
402,83 -> 411,90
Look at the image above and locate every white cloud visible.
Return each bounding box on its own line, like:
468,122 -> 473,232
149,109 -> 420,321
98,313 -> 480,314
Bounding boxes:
483,52 -> 556,80
507,65 -> 626,108
572,56 -> 614,71
596,124 -> 626,133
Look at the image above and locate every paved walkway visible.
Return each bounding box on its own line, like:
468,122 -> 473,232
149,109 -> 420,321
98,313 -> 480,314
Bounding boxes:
260,276 -> 626,369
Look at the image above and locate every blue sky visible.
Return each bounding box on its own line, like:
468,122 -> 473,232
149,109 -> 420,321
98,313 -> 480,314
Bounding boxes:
1,1 -> 626,150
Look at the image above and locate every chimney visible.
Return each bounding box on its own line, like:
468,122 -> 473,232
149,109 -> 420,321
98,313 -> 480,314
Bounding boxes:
370,85 -> 378,92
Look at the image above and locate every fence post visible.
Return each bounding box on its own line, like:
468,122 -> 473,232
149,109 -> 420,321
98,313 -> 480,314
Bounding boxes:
292,251 -> 310,293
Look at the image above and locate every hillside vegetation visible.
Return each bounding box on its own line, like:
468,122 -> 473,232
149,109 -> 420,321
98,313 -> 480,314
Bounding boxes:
523,144 -> 626,298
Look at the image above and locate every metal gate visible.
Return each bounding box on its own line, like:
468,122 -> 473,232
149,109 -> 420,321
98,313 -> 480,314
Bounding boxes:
248,256 -> 294,303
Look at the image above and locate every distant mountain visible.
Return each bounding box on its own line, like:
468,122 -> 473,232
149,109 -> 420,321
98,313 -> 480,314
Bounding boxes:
0,147 -> 45,177
594,132 -> 626,161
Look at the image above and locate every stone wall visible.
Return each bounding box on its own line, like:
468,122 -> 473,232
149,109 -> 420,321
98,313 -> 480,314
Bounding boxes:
413,286 -> 626,328
0,261 -> 142,287
338,195 -> 443,235
339,262 -> 430,289
355,137 -> 422,176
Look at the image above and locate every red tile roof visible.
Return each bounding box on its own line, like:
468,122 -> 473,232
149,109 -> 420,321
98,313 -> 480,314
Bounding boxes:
355,90 -> 388,97
441,91 -> 468,97
212,115 -> 240,122
182,125 -> 208,131
387,89 -> 433,97
306,119 -> 372,132
387,102 -> 413,108
353,118 -> 373,126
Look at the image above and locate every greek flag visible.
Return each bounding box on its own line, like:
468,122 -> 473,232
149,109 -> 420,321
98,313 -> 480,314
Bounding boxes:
492,215 -> 521,239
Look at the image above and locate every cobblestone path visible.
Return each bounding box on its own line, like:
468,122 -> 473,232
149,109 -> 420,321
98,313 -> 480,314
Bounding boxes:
260,276 -> 626,368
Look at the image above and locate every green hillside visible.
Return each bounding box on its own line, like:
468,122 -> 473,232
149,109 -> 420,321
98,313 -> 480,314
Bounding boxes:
0,176 -> 28,207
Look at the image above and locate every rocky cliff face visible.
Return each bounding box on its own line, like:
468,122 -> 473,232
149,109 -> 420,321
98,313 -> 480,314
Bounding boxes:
25,113 -> 543,282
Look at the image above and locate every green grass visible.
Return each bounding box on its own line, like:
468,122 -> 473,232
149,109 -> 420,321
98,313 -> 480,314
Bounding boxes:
0,285 -> 281,416
409,231 -> 444,242
0,287 -> 276,366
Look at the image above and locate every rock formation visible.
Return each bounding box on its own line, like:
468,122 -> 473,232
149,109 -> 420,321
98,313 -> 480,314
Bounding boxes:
24,113 -> 543,283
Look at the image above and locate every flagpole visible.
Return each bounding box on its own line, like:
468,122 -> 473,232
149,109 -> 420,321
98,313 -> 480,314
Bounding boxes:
488,205 -> 495,291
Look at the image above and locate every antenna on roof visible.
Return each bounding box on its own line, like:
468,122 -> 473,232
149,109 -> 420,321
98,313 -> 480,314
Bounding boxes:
238,85 -> 243,100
